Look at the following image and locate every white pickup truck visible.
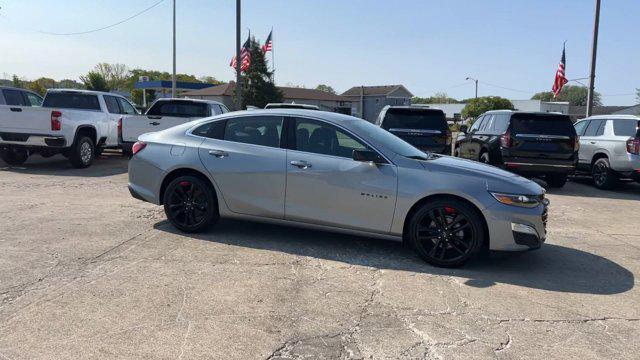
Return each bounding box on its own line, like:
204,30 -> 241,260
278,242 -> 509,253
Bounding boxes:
119,98 -> 229,155
0,89 -> 139,168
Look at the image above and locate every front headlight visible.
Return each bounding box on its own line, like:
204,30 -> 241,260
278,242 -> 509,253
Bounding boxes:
490,192 -> 540,208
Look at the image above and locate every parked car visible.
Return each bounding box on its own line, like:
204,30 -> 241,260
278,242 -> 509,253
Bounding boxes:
119,98 -> 228,155
0,89 -> 136,168
574,115 -> 640,189
0,86 -> 43,107
265,103 -> 320,110
455,110 -> 578,188
375,106 -> 451,155
128,109 -> 548,268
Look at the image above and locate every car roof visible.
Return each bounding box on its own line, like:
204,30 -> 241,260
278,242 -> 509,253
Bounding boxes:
0,86 -> 40,94
163,98 -> 225,106
484,110 -> 567,115
211,108 -> 362,126
384,105 -> 444,112
581,114 -> 640,121
46,89 -> 119,96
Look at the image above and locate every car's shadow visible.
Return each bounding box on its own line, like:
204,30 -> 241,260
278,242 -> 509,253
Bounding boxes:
547,177 -> 640,201
154,219 -> 634,295
0,151 -> 128,177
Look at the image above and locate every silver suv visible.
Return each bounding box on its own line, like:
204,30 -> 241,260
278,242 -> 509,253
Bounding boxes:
574,115 -> 640,189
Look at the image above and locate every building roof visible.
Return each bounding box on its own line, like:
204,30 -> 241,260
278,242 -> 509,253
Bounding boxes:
183,83 -> 351,102
182,82 -> 236,96
134,80 -> 215,91
568,105 -> 633,117
341,85 -> 414,97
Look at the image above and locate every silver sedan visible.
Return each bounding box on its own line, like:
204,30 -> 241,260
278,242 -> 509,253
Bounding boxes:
128,109 -> 548,267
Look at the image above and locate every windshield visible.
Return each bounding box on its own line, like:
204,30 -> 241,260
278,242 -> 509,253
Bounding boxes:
348,119 -> 426,158
510,114 -> 576,136
382,109 -> 447,131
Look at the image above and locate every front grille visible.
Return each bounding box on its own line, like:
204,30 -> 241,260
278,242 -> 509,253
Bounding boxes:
0,132 -> 29,142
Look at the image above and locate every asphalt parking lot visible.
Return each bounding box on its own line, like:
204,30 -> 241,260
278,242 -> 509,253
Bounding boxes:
1,153 -> 639,359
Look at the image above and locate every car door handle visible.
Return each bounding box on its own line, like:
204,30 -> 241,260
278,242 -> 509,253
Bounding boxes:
9,107 -> 22,112
208,149 -> 229,158
290,160 -> 312,169
149,121 -> 160,126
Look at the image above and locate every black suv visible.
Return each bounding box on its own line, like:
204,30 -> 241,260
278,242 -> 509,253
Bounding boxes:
376,106 -> 451,155
455,110 -> 578,188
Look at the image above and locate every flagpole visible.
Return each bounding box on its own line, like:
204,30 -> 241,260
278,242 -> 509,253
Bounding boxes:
271,27 -> 275,83
235,0 -> 241,110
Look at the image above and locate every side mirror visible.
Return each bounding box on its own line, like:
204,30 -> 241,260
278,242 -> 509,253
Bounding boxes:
459,125 -> 468,134
353,149 -> 386,164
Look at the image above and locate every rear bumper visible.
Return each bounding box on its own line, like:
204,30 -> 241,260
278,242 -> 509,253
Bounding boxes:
0,132 -> 67,148
501,154 -> 577,174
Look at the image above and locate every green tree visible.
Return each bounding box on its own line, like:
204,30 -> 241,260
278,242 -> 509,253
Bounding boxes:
462,96 -> 514,119
240,38 -> 283,109
315,84 -> 336,94
80,71 -> 109,91
58,79 -> 84,89
12,75 -> 23,88
413,92 -> 460,104
27,77 -> 56,96
91,63 -> 129,90
531,85 -> 602,106
199,76 -> 224,85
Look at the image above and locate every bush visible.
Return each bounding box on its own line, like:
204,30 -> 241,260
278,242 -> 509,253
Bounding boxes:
461,96 -> 514,119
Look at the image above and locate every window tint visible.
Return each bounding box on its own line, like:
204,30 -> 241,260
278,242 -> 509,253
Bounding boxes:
147,101 -> 209,117
220,104 -> 229,113
493,114 -> 510,134
381,109 -> 447,131
2,89 -> 26,106
612,120 -> 639,137
42,93 -> 101,110
211,104 -> 222,115
224,116 -> 283,147
295,118 -> 366,158
348,119 -> 425,158
117,98 -> 138,114
510,114 -> 576,136
595,120 -> 606,136
469,116 -> 485,133
104,96 -> 121,113
574,120 -> 589,136
583,119 -> 604,137
478,115 -> 495,133
25,92 -> 43,107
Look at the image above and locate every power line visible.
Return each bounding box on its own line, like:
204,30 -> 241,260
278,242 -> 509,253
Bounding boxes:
478,81 -> 532,94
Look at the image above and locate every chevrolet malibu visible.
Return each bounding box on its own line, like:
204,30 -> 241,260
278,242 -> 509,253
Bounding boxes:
128,109 -> 548,267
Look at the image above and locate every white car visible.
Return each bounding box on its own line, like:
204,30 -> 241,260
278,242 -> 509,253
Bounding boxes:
0,89 -> 138,168
119,98 -> 229,155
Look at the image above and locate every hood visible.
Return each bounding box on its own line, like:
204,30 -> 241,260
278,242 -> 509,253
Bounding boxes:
420,155 -> 544,195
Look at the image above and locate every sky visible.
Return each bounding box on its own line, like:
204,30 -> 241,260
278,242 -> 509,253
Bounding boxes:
0,0 -> 638,105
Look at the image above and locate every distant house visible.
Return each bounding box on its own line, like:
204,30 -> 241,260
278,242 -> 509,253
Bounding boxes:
568,104 -> 640,120
182,82 -> 352,113
341,85 -> 414,122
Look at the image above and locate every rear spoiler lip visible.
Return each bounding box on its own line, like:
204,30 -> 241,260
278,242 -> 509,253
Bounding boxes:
388,128 -> 443,135
514,134 -> 572,140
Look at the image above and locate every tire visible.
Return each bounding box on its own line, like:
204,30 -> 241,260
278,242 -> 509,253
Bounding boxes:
408,198 -> 485,268
547,173 -> 568,188
592,158 -> 618,190
69,136 -> 95,169
0,148 -> 29,166
479,151 -> 490,164
163,176 -> 219,233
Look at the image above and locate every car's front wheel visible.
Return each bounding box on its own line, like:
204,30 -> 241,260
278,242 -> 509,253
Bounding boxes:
163,176 -> 219,233
0,148 -> 29,166
408,198 -> 485,267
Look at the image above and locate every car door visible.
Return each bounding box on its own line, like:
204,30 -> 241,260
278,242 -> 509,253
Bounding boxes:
573,120 -> 590,166
461,115 -> 487,160
284,117 -> 398,233
580,119 -> 605,165
458,116 -> 484,159
198,115 -> 287,219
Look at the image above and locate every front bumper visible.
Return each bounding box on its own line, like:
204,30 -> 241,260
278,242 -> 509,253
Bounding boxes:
483,198 -> 548,251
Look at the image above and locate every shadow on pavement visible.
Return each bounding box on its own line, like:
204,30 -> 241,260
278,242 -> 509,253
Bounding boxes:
154,218 -> 634,295
0,151 -> 128,177
545,177 -> 640,201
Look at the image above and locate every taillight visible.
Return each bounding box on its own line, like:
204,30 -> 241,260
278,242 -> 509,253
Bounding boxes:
500,130 -> 511,148
627,138 -> 640,155
117,117 -> 123,139
574,136 -> 580,152
51,111 -> 62,131
132,141 -> 147,155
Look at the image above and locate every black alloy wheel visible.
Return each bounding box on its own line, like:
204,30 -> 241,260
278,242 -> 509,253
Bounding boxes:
592,158 -> 618,190
163,176 -> 218,232
409,199 -> 484,267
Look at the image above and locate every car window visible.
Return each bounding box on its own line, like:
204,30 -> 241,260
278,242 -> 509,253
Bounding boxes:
478,115 -> 495,133
147,101 -> 209,117
493,114 -> 510,134
380,108 -> 447,131
117,98 -> 138,115
294,118 -> 366,158
220,104 -> 230,113
583,119 -> 604,137
25,92 -> 43,107
224,116 -> 283,148
43,93 -> 101,110
2,89 -> 26,106
595,120 -> 606,136
104,96 -> 121,114
211,104 -> 222,115
574,120 -> 589,136
612,120 -> 639,137
469,116 -> 485,133
510,113 -> 576,136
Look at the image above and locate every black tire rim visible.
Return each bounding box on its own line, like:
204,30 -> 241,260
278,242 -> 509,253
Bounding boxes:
414,206 -> 476,263
480,153 -> 489,164
593,162 -> 607,186
168,180 -> 209,228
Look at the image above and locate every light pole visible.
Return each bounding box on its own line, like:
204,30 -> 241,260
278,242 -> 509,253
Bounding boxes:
235,0 -> 242,110
466,77 -> 478,99
171,0 -> 176,98
586,0 -> 601,117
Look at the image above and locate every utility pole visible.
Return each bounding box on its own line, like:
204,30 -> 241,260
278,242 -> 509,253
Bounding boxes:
171,0 -> 176,98
466,77 -> 478,99
235,0 -> 242,110
586,0 -> 601,117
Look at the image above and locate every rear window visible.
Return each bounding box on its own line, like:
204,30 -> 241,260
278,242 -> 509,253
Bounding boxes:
613,120 -> 640,137
381,109 -> 447,131
147,101 -> 209,117
43,93 -> 101,111
510,114 -> 576,136
2,89 -> 26,106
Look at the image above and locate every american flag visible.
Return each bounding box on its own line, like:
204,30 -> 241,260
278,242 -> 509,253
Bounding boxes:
552,44 -> 568,97
262,30 -> 273,53
230,36 -> 251,72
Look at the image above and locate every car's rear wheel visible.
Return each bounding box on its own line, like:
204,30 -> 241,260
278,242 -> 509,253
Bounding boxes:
592,158 -> 618,190
546,173 -> 568,188
0,148 -> 29,166
163,176 -> 218,233
408,198 -> 485,268
69,136 -> 94,168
